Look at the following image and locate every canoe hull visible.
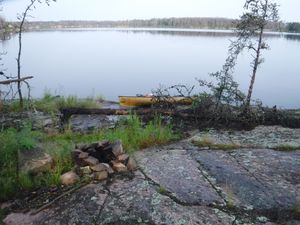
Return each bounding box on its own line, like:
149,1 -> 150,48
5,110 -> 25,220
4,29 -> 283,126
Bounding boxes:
119,96 -> 193,107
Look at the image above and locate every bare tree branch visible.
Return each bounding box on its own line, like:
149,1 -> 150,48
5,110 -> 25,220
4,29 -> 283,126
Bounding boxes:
0,76 -> 33,85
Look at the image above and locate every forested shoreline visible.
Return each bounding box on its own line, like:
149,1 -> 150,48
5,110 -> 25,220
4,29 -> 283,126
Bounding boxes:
2,17 -> 300,33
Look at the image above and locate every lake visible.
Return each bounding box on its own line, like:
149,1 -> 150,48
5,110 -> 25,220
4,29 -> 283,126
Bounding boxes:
1,28 -> 300,108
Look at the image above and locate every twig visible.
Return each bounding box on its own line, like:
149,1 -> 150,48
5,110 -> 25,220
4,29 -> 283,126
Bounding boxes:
30,182 -> 87,215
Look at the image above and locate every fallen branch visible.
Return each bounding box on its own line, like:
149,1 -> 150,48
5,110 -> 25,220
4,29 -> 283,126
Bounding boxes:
0,76 -> 33,85
59,106 -> 300,129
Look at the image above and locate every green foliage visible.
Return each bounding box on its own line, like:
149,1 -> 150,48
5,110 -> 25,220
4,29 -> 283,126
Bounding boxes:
50,114 -> 177,154
0,115 -> 176,200
0,126 -> 38,200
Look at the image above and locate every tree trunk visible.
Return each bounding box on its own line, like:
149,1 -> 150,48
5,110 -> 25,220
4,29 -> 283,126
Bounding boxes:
17,24 -> 23,108
244,27 -> 264,112
16,0 -> 36,108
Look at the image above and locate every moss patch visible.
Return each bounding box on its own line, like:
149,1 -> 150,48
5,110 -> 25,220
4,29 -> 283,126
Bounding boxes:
192,139 -> 240,150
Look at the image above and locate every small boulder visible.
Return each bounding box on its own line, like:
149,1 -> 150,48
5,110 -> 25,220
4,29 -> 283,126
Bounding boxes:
83,156 -> 99,166
112,161 -> 127,172
102,163 -> 115,174
75,143 -> 89,151
117,154 -> 129,164
21,153 -> 53,175
126,157 -> 137,171
96,140 -> 110,149
60,171 -> 80,185
111,140 -> 124,157
94,171 -> 108,181
80,166 -> 92,175
71,149 -> 83,158
90,163 -> 107,172
78,152 -> 89,159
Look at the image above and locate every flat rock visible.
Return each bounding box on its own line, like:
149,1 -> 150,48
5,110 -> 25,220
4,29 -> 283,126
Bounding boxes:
190,149 -> 300,220
4,184 -> 108,225
135,148 -> 223,206
99,171 -> 234,225
3,173 -> 235,225
191,126 -> 300,149
69,114 -> 117,132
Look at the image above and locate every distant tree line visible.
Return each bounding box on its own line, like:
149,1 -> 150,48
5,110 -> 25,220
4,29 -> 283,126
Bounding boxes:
285,22 -> 300,33
1,17 -> 300,34
1,17 -> 296,33
0,16 -> 16,38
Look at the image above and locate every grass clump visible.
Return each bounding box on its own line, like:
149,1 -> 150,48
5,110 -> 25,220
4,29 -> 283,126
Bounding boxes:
33,93 -> 100,113
104,115 -> 176,153
191,138 -> 213,148
1,92 -> 100,113
158,185 -> 168,194
0,126 -> 40,200
272,144 -> 300,152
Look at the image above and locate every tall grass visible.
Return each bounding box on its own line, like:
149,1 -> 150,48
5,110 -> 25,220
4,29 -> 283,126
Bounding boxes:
0,126 -> 39,200
104,115 -> 176,153
1,93 -> 100,113
0,115 -> 176,201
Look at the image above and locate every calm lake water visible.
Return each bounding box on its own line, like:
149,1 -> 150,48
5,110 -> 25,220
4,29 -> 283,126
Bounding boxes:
1,28 -> 300,108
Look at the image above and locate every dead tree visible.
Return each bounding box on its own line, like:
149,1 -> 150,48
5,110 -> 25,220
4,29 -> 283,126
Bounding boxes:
16,0 -> 55,108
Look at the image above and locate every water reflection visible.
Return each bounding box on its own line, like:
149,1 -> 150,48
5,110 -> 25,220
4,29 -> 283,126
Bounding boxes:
1,29 -> 300,108
284,34 -> 300,42
118,29 -> 235,38
2,28 -> 300,41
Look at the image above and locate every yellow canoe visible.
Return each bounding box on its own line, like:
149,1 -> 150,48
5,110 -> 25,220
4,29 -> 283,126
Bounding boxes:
119,96 -> 193,107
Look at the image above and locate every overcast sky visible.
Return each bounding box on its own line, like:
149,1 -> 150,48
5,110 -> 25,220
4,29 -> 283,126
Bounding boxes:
1,0 -> 300,22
